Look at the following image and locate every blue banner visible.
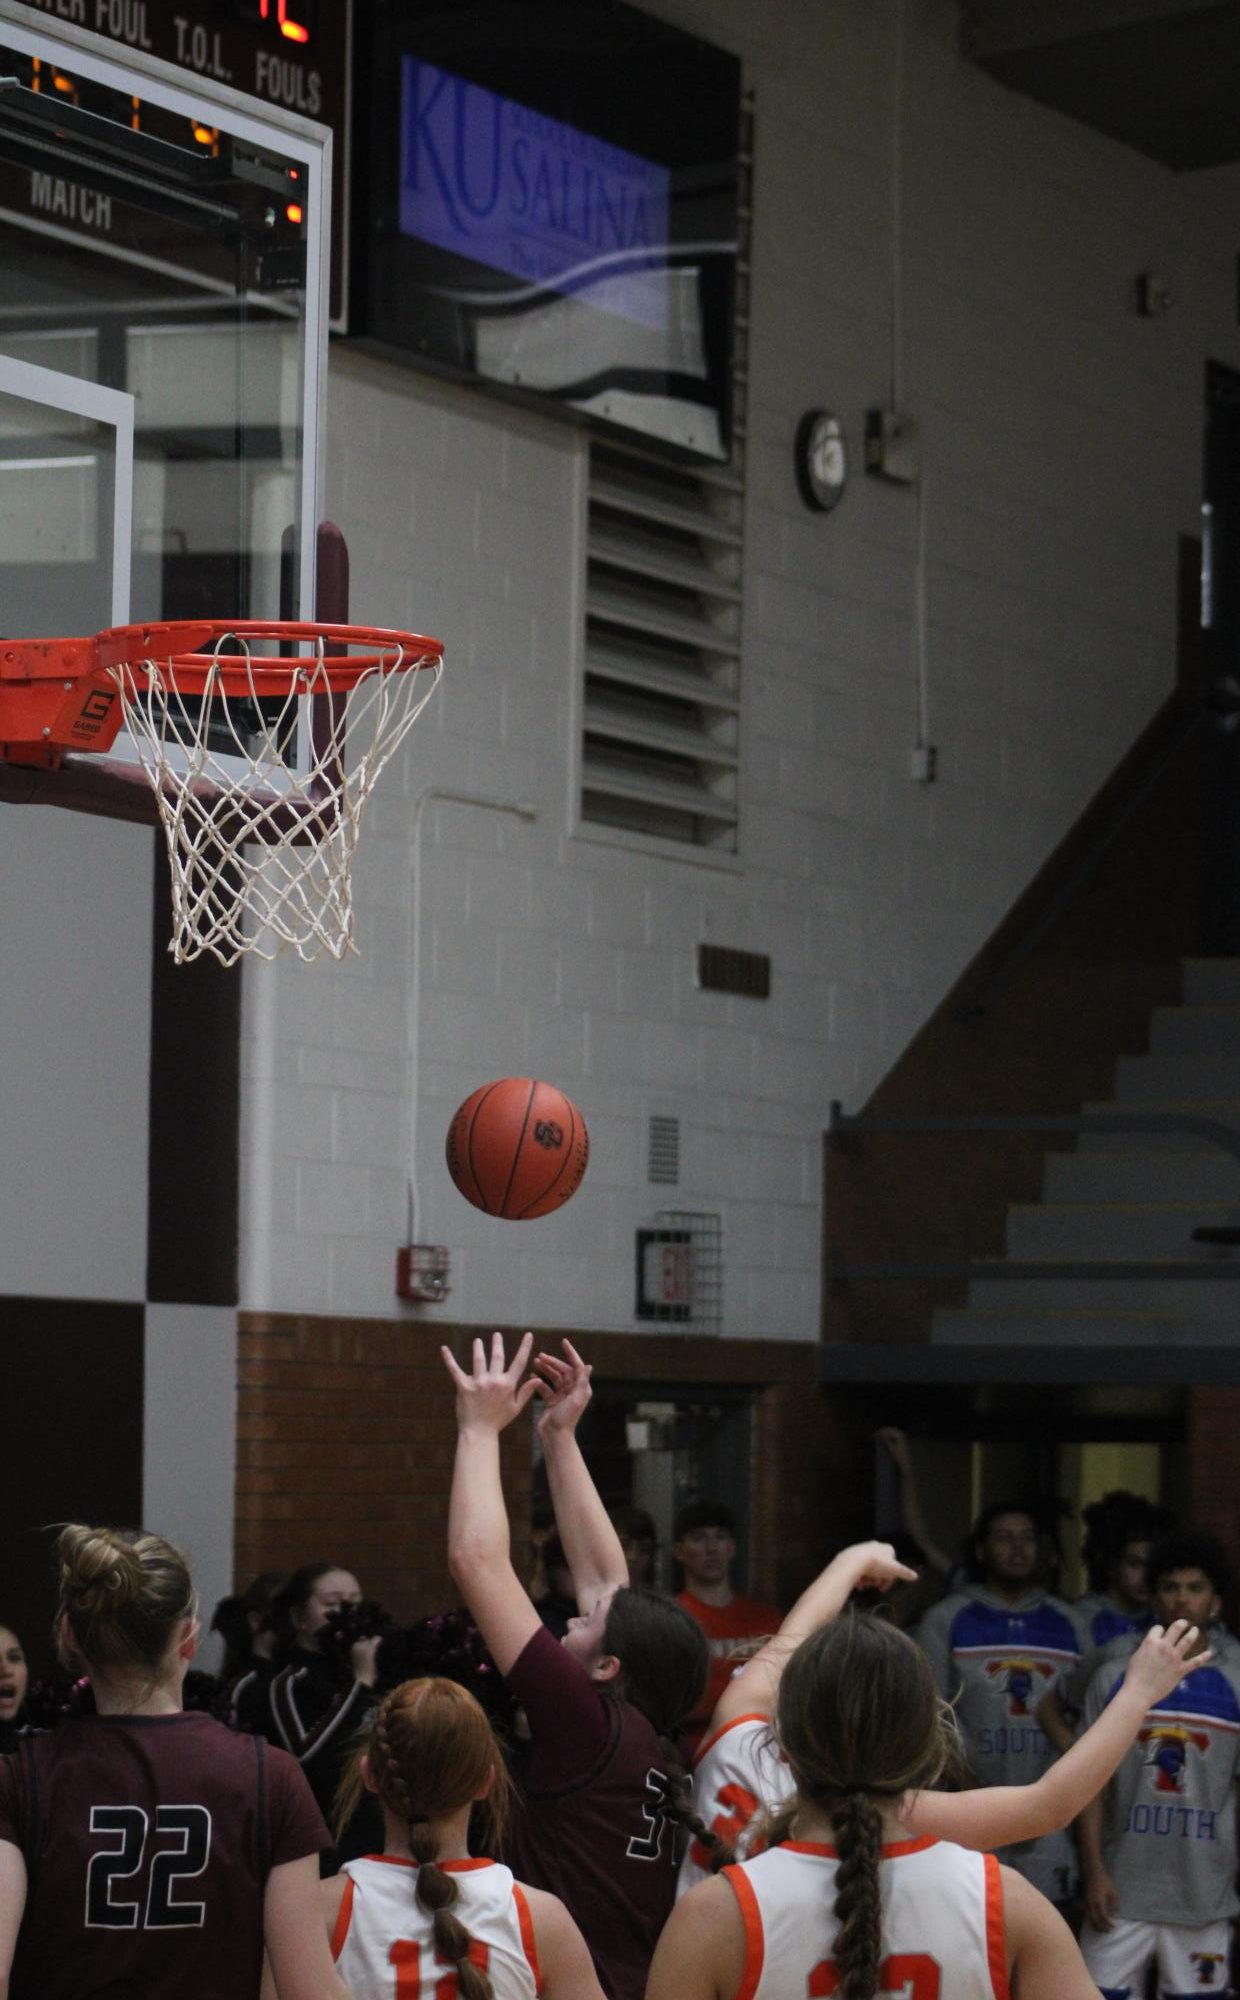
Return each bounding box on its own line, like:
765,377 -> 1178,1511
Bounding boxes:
399,57 -> 671,329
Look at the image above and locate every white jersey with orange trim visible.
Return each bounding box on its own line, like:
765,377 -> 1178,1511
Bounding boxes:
721,1836 -> 1010,2000
332,1853 -> 542,1998
679,1713 -> 795,1899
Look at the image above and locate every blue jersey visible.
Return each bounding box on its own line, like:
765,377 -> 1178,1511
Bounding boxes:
1072,1593 -> 1152,1654
1084,1629 -> 1240,1925
915,1587 -> 1080,1902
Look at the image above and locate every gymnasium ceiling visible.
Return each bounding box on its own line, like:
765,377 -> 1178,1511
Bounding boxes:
963,1 -> 1240,169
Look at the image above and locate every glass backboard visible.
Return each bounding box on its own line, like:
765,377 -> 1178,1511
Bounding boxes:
0,0 -> 330,802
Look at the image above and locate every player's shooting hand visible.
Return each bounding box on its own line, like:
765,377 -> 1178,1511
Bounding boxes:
835,1539 -> 920,1594
532,1338 -> 593,1438
1082,1867 -> 1120,1933
1122,1617 -> 1211,1704
441,1330 -> 540,1434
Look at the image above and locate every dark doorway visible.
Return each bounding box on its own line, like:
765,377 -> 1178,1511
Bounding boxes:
532,1378 -> 759,1596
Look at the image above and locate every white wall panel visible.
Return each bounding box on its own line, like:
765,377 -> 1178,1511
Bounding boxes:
0,808 -> 152,1300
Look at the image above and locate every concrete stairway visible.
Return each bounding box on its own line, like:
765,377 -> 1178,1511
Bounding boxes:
931,960 -> 1240,1346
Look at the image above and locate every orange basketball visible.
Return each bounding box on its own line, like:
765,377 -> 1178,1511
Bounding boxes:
445,1077 -> 589,1220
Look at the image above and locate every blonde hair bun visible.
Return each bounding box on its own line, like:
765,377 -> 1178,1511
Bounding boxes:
59,1526 -> 145,1612
56,1523 -> 194,1681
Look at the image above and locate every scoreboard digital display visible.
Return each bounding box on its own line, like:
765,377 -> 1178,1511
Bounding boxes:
2,0 -> 351,319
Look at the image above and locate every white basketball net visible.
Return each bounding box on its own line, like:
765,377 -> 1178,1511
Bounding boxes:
107,631 -> 443,966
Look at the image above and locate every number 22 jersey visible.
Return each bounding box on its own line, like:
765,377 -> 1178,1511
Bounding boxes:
0,1710 -> 328,2000
722,1836 -> 1010,2000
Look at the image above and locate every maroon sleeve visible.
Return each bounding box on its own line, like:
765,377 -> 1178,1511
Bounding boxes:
0,1753 -> 23,1852
264,1744 -> 333,1867
505,1624 -> 612,1787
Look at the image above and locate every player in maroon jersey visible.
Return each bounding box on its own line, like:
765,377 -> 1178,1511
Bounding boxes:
0,1524 -> 353,2000
441,1332 -> 710,2000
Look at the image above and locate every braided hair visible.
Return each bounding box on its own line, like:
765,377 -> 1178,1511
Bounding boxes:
335,1678 -> 510,2000
772,1615 -> 952,2000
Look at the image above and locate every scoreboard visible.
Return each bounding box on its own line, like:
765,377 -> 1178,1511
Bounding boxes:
2,0 -> 352,319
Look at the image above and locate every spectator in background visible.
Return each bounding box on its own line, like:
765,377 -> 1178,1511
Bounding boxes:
1074,1491 -> 1175,1652
915,1498 -> 1080,1907
610,1505 -> 658,1589
874,1427 -> 956,1583
1038,1493 -> 1176,1754
213,1571 -> 285,1721
237,1562 -> 382,1870
1076,1531 -> 1240,2000
0,1627 -> 29,1756
673,1499 -> 780,1752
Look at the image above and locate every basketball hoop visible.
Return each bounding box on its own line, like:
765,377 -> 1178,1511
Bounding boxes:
0,619 -> 444,966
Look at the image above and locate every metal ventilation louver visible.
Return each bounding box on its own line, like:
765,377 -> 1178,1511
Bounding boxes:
580,101 -> 752,852
648,1115 -> 680,1185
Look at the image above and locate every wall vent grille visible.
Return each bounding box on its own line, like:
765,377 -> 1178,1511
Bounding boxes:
647,1115 -> 680,1185
698,943 -> 770,998
579,98 -> 753,852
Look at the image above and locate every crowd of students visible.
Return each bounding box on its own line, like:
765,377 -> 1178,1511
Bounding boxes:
0,1336 -> 1228,1999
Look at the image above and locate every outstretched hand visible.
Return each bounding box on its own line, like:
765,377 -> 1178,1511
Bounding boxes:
1122,1617 -> 1212,1705
441,1330 -> 541,1434
533,1338 -> 593,1438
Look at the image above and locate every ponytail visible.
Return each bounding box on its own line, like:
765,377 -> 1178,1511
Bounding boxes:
773,1615 -> 953,2000
409,1819 -> 491,2000
655,1736 -> 734,1875
336,1677 -> 509,2000
827,1793 -> 884,2000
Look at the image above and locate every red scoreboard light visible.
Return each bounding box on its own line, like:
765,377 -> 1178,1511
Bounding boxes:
4,0 -> 353,324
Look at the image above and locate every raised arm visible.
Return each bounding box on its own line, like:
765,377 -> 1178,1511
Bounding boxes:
711,1540 -> 918,1730
905,1619 -> 1208,1847
443,1331 -> 545,1675
533,1341 -> 628,1614
874,1428 -> 955,1576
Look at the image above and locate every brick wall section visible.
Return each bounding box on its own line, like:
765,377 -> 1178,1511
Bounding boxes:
750,1383 -> 874,1607
236,1315 -> 532,1621
235,1314 -> 833,1613
1184,1387 -> 1240,1582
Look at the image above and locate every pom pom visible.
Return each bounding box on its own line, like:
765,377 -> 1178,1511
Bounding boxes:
378,1608 -> 520,1742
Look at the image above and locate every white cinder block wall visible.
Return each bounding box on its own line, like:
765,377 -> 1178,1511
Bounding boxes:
239,0 -> 1240,1341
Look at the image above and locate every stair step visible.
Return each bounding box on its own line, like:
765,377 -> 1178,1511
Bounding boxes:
965,1274 -> 1240,1316
1074,1100 -> 1240,1151
932,1308 -> 1213,1345
1007,1203 -> 1240,1259
1042,1151 -> 1240,1203
1148,1004 -> 1240,1054
1116,1054 -> 1240,1100
1183,959 -> 1240,1003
